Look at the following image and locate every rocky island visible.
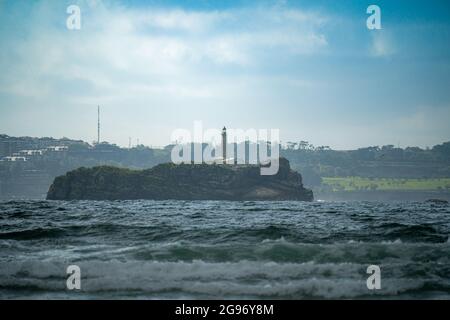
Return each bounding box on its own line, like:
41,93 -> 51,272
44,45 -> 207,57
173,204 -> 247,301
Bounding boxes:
46,157 -> 313,201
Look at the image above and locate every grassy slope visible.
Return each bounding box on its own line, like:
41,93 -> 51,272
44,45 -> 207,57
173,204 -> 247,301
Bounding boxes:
322,177 -> 450,192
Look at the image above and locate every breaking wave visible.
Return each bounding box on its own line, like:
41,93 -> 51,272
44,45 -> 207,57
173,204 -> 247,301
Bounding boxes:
0,200 -> 449,299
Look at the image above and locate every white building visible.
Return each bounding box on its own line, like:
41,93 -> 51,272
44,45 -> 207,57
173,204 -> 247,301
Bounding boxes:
17,150 -> 44,156
1,156 -> 27,162
46,146 -> 68,152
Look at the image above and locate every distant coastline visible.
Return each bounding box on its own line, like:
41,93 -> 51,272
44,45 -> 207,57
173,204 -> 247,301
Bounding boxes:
315,190 -> 450,202
1,134 -> 449,201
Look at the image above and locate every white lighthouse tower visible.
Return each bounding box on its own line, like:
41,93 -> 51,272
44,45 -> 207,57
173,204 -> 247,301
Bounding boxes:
221,126 -> 227,164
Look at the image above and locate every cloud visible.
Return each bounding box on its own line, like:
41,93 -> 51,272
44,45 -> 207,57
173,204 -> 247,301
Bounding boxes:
0,1 -> 329,103
2,1 -> 447,149
335,107 -> 450,149
370,31 -> 396,57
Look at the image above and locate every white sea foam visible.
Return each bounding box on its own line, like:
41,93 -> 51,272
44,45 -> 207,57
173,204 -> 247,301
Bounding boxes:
261,236 -> 287,243
1,200 -> 449,299
381,239 -> 403,244
0,258 -> 444,299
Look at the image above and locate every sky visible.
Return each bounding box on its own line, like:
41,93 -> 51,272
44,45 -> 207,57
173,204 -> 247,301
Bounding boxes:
0,0 -> 449,149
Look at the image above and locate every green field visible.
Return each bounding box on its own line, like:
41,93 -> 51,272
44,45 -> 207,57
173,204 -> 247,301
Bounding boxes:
322,177 -> 450,192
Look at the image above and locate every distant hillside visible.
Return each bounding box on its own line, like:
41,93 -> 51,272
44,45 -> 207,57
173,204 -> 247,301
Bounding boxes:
283,141 -> 450,186
1,133 -> 450,200
0,134 -> 86,158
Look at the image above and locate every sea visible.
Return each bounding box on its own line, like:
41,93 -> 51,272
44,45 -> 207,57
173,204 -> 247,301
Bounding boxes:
0,200 -> 449,299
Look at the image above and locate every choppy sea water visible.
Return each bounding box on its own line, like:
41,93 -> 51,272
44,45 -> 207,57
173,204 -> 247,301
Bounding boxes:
0,200 -> 449,299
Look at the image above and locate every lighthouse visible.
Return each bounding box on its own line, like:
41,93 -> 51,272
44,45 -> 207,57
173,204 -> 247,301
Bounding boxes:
222,126 -> 227,164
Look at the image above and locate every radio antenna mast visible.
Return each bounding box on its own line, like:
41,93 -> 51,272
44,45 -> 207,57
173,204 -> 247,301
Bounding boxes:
97,105 -> 100,145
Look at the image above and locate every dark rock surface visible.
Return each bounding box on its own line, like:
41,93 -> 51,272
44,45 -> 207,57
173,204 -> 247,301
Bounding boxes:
47,158 -> 313,201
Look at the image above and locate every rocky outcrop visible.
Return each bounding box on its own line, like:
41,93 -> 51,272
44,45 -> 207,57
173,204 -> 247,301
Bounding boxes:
46,158 -> 313,201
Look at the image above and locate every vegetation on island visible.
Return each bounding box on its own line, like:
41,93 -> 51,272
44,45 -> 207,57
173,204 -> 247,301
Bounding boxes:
47,158 -> 314,201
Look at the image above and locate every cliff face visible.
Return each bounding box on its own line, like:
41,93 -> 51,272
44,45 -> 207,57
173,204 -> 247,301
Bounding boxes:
46,158 -> 313,201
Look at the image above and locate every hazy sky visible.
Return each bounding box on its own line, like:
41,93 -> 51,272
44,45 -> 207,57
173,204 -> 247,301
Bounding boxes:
0,0 -> 449,149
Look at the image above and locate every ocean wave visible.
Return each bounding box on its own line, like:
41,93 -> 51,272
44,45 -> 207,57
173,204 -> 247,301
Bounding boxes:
0,228 -> 67,240
1,259 -> 448,299
374,223 -> 447,242
1,200 -> 450,299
